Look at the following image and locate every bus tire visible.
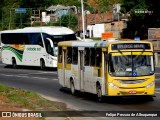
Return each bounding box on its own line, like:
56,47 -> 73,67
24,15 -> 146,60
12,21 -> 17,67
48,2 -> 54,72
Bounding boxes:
97,85 -> 103,102
40,59 -> 45,70
12,58 -> 17,69
70,80 -> 76,95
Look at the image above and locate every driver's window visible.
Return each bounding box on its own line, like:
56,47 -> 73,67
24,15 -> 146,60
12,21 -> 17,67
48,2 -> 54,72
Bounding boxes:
47,44 -> 52,54
67,47 -> 72,64
45,39 -> 53,55
95,48 -> 102,67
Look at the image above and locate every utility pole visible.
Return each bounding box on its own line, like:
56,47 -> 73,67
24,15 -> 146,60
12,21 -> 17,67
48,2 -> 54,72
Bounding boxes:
9,9 -> 11,29
81,0 -> 85,39
2,8 -> 3,30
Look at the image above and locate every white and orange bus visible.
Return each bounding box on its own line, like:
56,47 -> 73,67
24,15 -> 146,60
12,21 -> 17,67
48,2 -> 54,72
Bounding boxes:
57,39 -> 155,101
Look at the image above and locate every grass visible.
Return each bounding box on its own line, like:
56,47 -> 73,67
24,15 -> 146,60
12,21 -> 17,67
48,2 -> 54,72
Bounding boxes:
0,84 -> 67,119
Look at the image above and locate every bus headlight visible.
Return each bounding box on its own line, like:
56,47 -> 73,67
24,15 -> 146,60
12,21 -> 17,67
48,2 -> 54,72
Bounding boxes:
108,82 -> 119,89
146,82 -> 155,89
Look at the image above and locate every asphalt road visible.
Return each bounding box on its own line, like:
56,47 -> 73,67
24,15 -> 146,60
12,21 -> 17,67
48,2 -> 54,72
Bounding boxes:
0,62 -> 160,120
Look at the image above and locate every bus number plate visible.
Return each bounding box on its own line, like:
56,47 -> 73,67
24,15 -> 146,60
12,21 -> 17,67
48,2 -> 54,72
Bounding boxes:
128,90 -> 137,94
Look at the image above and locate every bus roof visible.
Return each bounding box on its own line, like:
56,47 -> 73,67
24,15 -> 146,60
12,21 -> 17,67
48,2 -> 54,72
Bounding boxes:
58,40 -> 152,48
0,26 -> 74,35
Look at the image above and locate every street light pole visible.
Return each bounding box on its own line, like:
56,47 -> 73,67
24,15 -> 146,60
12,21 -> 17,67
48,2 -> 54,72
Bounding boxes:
81,0 -> 85,39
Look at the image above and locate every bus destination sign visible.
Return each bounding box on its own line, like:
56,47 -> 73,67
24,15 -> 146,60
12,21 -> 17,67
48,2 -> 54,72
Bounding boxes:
111,43 -> 151,50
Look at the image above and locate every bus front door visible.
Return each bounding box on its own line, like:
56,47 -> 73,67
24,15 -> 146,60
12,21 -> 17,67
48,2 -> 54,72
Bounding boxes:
78,50 -> 84,91
62,49 -> 67,87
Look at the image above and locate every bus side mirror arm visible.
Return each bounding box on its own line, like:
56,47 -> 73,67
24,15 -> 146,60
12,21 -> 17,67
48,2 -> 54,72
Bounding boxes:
105,54 -> 109,62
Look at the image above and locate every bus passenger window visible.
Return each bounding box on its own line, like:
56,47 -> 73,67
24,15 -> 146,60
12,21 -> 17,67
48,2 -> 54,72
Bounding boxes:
85,48 -> 90,66
67,47 -> 72,64
72,47 -> 78,64
58,47 -> 62,63
28,33 -> 41,45
95,48 -> 102,67
90,48 -> 95,66
23,33 -> 29,44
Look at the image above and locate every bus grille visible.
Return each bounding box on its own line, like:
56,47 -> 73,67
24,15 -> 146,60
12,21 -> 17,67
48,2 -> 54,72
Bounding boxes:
118,79 -> 146,84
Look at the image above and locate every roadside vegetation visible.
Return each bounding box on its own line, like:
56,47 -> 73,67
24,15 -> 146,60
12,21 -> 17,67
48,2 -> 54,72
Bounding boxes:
0,0 -> 119,31
0,84 -> 67,119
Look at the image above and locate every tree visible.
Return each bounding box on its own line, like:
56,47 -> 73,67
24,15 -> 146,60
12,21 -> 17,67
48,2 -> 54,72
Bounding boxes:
0,0 -> 4,22
86,0 -> 120,13
57,14 -> 78,31
19,0 -> 51,8
120,0 -> 160,39
120,0 -> 149,39
14,9 -> 31,28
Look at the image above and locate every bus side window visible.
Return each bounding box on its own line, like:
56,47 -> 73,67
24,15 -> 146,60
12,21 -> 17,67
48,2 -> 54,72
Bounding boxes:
58,47 -> 62,63
67,47 -> 72,64
23,33 -> 29,44
95,48 -> 102,67
90,48 -> 95,66
28,33 -> 41,45
85,48 -> 90,66
72,47 -> 78,64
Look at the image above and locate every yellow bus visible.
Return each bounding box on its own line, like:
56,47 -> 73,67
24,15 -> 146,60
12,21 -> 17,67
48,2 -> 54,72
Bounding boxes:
57,39 -> 155,101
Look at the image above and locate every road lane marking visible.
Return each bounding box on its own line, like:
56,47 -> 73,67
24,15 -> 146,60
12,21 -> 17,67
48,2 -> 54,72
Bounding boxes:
155,91 -> 160,94
17,71 -> 57,76
0,74 -> 14,77
155,88 -> 160,90
52,79 -> 58,81
38,71 -> 57,74
32,77 -> 47,80
17,74 -> 30,76
16,75 -> 29,78
155,87 -> 160,94
0,74 -> 48,80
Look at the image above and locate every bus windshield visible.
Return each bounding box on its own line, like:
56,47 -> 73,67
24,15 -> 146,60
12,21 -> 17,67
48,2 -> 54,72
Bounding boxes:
50,34 -> 77,47
109,52 -> 154,77
43,33 -> 77,56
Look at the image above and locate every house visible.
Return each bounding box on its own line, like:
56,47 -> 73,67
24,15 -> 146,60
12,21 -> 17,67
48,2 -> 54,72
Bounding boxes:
78,12 -> 127,38
31,5 -> 77,24
42,5 -> 77,23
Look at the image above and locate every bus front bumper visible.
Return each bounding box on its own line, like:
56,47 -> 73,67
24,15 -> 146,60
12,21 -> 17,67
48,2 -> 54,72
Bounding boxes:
107,85 -> 155,96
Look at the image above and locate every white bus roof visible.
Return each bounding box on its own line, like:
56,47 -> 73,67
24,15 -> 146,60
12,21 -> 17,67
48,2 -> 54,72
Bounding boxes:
0,26 -> 75,35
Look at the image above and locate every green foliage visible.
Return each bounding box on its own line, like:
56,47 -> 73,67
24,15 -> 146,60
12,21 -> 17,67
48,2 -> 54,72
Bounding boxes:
97,0 -> 110,13
0,84 -> 12,92
121,0 -> 160,39
14,9 -> 31,28
57,14 -> 78,31
121,0 -> 147,19
50,0 -> 81,7
46,22 -> 59,26
19,0 -> 51,8
7,93 -> 30,107
0,84 -> 60,111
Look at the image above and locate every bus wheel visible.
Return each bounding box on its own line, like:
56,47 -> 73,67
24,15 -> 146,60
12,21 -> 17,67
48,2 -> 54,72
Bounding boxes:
12,58 -> 17,69
97,85 -> 103,102
40,59 -> 45,70
70,80 -> 75,95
